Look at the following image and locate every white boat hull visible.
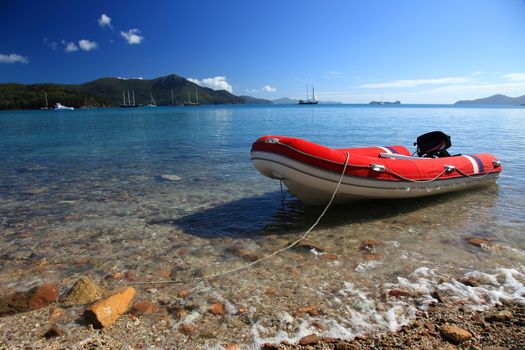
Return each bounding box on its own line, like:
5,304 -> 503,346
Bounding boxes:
251,151 -> 499,205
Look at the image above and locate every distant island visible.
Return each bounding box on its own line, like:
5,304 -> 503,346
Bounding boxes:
0,74 -> 273,110
369,101 -> 401,105
455,94 -> 525,105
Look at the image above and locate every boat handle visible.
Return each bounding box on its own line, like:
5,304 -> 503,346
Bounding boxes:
265,138 -> 280,144
370,164 -> 385,172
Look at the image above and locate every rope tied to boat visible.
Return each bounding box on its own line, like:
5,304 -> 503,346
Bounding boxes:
131,151 -> 351,286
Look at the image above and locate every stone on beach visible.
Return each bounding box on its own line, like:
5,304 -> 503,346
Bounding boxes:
388,288 -> 416,298
61,276 -> 106,306
485,310 -> 513,322
84,286 -> 135,328
44,326 -> 64,339
440,324 -> 472,344
131,300 -> 157,316
299,334 -> 319,346
209,302 -> 225,315
0,283 -> 59,316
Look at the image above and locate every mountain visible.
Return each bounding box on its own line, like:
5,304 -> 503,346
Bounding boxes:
272,97 -> 298,104
238,95 -> 273,104
0,74 -> 245,110
455,94 -> 525,105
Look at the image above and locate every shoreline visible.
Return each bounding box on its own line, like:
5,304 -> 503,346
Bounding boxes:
1,278 -> 523,350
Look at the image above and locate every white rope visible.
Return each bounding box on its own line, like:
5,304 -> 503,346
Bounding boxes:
131,152 -> 351,286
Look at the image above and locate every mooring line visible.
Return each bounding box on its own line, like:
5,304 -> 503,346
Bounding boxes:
131,152 -> 350,286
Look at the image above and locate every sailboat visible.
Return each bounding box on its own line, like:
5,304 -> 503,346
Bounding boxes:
40,91 -> 50,110
298,85 -> 319,105
167,89 -> 178,107
146,94 -> 157,107
120,90 -> 139,108
183,84 -> 199,106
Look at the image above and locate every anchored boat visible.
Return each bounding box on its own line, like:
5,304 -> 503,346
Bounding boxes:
251,132 -> 502,205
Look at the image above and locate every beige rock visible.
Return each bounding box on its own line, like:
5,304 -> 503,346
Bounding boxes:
440,324 -> 472,344
299,334 -> 319,346
84,286 -> 135,328
62,276 -> 106,306
485,310 -> 513,322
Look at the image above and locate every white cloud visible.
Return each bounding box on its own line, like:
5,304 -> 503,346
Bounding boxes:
65,42 -> 79,52
98,14 -> 112,28
501,73 -> 525,82
78,39 -> 98,51
263,85 -> 276,92
120,29 -> 144,45
188,76 -> 233,93
358,76 -> 471,89
0,53 -> 29,64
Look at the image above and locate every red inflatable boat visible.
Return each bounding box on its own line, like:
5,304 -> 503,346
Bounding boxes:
251,133 -> 501,205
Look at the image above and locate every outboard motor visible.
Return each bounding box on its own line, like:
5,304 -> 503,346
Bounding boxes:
414,131 -> 452,157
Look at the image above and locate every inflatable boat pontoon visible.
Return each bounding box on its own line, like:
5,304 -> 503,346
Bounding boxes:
251,132 -> 501,205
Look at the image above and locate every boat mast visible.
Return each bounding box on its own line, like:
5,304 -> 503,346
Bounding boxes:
44,91 -> 48,108
132,90 -> 136,105
306,85 -> 309,100
187,85 -> 191,103
171,89 -> 174,105
312,86 -> 315,101
122,91 -> 126,105
127,91 -> 131,106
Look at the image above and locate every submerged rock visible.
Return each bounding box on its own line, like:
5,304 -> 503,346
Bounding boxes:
0,283 -> 59,316
61,276 -> 106,306
159,174 -> 181,181
84,286 -> 135,328
294,239 -> 325,251
466,237 -> 492,247
359,239 -> 383,252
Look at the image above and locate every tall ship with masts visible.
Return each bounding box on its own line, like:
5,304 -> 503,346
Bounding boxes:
120,90 -> 138,108
41,91 -> 50,110
183,84 -> 200,106
299,85 -> 319,105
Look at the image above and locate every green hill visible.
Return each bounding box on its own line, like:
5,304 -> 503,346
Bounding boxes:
0,74 -> 246,110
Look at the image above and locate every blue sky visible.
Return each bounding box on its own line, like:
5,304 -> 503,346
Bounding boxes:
1,0 -> 525,103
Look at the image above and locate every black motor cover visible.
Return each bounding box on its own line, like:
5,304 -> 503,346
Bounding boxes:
415,131 -> 451,157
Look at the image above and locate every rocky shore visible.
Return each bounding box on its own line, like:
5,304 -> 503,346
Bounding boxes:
0,271 -> 524,350
268,301 -> 524,350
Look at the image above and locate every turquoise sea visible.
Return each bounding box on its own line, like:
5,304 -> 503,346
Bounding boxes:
1,104 -> 524,347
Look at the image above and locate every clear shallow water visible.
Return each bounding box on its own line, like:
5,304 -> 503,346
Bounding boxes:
0,105 -> 524,347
